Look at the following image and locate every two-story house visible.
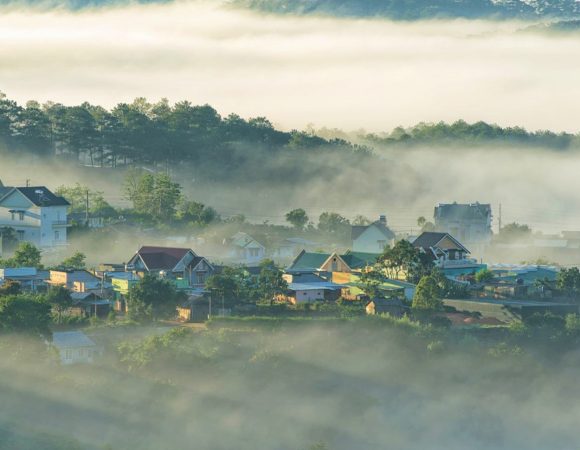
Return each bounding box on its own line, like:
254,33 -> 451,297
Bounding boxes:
411,231 -> 486,277
433,202 -> 492,257
226,232 -> 266,264
351,215 -> 395,254
127,246 -> 215,290
0,185 -> 70,249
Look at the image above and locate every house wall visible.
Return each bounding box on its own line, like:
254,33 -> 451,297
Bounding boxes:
353,226 -> 392,253
294,289 -> 326,303
59,346 -> 95,365
320,255 -> 351,273
0,191 -> 68,248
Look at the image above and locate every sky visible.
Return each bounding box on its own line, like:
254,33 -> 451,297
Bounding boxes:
1,1 -> 580,133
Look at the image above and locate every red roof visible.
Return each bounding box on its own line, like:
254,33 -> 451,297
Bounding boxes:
134,246 -> 193,271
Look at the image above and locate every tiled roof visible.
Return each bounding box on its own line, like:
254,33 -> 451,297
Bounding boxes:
136,246 -> 193,271
11,187 -> 70,207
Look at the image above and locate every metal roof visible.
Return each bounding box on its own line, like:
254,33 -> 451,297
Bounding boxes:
52,331 -> 96,349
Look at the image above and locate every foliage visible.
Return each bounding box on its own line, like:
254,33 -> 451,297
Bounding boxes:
412,275 -> 443,311
55,183 -> 116,219
256,259 -> 288,305
0,295 -> 51,334
475,268 -> 494,283
497,222 -> 532,243
0,227 -> 18,254
0,280 -> 22,297
377,239 -> 433,282
417,216 -> 435,232
285,208 -> 309,230
60,252 -> 87,269
124,170 -> 182,221
358,269 -> 385,299
46,286 -> 74,324
317,212 -> 350,234
176,199 -> 218,226
0,242 -> 43,269
557,267 -> 580,298
127,274 -> 186,322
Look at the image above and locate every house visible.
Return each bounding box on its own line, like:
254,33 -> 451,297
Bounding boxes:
411,231 -> 486,277
365,298 -> 407,317
51,331 -> 98,365
0,267 -> 49,291
284,281 -> 343,304
48,269 -> 101,290
70,292 -> 111,318
271,237 -> 322,260
336,272 -> 416,301
434,202 -> 492,256
127,246 -> 215,289
288,250 -> 381,274
351,215 -> 395,253
0,185 -> 70,249
226,232 -> 266,264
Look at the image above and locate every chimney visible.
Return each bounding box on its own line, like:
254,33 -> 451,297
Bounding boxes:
379,215 -> 387,225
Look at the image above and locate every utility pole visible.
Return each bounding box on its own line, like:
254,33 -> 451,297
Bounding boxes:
85,189 -> 89,227
25,179 -> 30,187
498,203 -> 502,234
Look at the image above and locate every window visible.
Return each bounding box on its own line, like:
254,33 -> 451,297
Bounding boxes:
377,240 -> 387,249
10,212 -> 15,221
65,349 -> 73,360
54,230 -> 60,241
18,211 -> 24,221
17,230 -> 24,240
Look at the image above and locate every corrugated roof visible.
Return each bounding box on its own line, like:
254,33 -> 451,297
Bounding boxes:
289,252 -> 331,270
340,251 -> 381,269
52,331 -> 96,349
289,282 -> 343,291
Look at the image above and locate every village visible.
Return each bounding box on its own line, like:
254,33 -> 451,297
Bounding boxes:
1,181 -> 579,365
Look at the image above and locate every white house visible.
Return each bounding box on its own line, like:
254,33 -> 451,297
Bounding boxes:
434,202 -> 492,257
0,185 -> 70,249
351,215 -> 395,254
226,232 -> 266,264
52,331 -> 97,365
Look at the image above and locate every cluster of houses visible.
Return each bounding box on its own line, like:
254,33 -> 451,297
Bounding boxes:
2,183 -> 578,362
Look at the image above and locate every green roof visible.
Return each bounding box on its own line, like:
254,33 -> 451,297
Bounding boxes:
340,251 -> 381,269
289,252 -> 330,270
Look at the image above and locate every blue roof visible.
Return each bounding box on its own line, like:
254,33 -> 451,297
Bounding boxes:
289,282 -> 343,291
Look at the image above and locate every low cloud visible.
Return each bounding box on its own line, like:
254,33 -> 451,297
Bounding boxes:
0,1 -> 579,132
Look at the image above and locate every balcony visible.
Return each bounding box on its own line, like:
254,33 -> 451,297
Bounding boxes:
52,220 -> 71,227
438,258 -> 480,269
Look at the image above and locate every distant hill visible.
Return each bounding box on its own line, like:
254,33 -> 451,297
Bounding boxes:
230,0 -> 580,20
2,0 -> 579,19
354,120 -> 580,150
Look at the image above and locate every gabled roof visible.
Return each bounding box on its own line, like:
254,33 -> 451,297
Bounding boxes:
131,246 -> 196,272
412,232 -> 470,254
351,221 -> 395,241
230,232 -> 265,249
288,251 -> 331,271
340,251 -> 381,269
0,186 -> 70,207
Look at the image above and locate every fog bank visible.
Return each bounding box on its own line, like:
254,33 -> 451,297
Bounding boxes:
1,1 -> 580,132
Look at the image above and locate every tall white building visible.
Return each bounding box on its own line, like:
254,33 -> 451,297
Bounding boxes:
434,202 -> 492,256
0,185 -> 70,249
